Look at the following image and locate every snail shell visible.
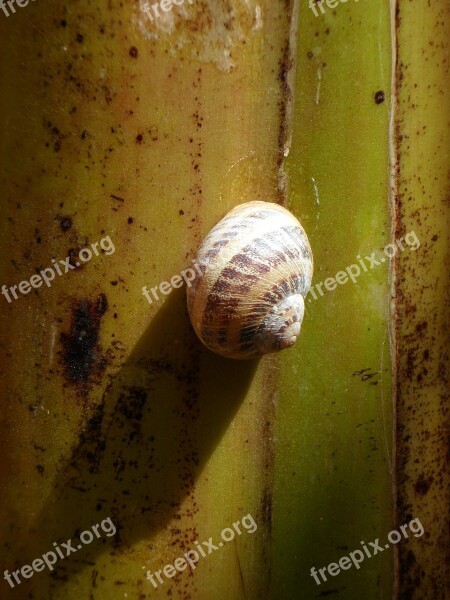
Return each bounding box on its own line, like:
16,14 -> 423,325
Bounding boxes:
187,201 -> 313,360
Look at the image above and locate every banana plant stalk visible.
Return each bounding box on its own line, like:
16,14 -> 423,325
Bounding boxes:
0,0 -> 447,599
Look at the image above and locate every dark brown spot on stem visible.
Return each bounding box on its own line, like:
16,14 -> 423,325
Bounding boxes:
60,295 -> 108,387
375,90 -> 385,104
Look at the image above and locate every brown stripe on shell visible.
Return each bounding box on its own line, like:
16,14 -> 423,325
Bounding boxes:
262,279 -> 292,303
201,268 -> 259,345
201,294 -> 240,345
200,238 -> 291,348
237,280 -> 303,355
208,207 -> 273,237
200,261 -> 262,347
215,267 -> 259,291
236,274 -> 303,354
237,242 -> 288,269
240,233 -> 299,268
281,225 -> 313,261
198,211 -> 272,264
198,209 -> 286,270
267,227 -> 305,261
201,235 -> 236,263
228,252 -> 272,277
260,274 -> 305,304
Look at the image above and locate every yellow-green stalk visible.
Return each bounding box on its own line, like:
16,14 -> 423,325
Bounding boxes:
274,0 -> 394,597
0,1 -> 297,598
393,0 -> 450,598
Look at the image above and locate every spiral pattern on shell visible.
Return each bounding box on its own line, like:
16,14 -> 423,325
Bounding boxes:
187,201 -> 313,359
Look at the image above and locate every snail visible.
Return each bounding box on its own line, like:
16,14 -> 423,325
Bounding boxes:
187,201 -> 313,359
